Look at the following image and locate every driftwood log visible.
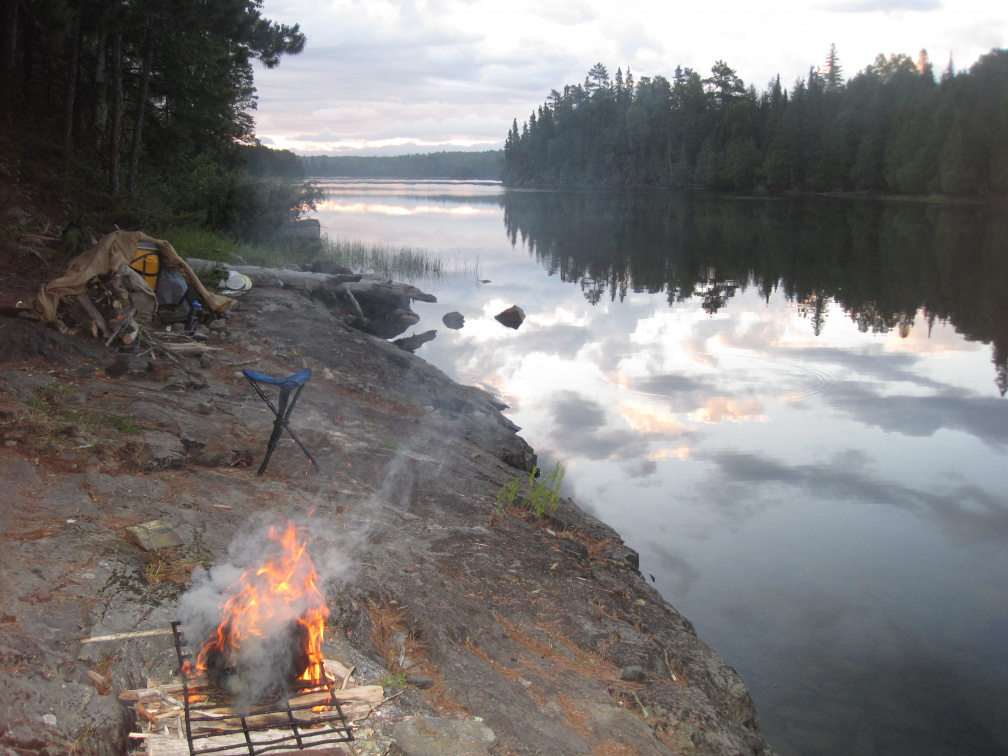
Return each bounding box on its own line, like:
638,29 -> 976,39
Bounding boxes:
186,259 -> 436,339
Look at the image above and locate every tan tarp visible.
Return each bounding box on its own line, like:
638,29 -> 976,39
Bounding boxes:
32,230 -> 234,323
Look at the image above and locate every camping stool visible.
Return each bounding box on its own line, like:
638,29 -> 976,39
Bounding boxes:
242,368 -> 320,476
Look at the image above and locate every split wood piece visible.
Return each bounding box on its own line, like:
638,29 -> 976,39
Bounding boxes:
158,342 -> 219,354
122,324 -> 140,345
119,677 -> 207,702
121,680 -> 374,712
140,729 -> 355,756
86,627 -> 174,645
192,685 -> 384,719
62,297 -> 98,336
74,294 -> 112,338
340,665 -> 354,691
323,658 -> 354,684
109,279 -> 130,301
188,702 -> 374,734
104,306 -> 137,345
119,663 -> 362,704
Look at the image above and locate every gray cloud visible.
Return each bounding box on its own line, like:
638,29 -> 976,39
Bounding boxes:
697,449 -> 1008,546
622,372 -> 716,404
541,389 -> 700,463
647,542 -> 700,597
822,382 -> 1008,447
622,457 -> 658,480
547,390 -> 606,434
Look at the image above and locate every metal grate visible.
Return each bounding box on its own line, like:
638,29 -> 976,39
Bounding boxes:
170,621 -> 354,756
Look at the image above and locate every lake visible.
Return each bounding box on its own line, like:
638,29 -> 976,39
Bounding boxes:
313,180 -> 1008,755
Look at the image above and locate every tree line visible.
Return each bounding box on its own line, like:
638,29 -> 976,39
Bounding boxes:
503,47 -> 1008,196
300,151 -> 503,180
1,0 -> 314,241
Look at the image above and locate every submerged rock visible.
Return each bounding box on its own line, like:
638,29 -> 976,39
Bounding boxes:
393,330 -> 437,353
442,311 -> 465,329
494,305 -> 525,330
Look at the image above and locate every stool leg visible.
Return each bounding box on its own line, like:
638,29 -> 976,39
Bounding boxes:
278,382 -> 320,470
257,387 -> 291,475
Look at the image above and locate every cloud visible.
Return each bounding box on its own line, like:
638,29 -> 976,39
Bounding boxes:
822,382 -> 1008,447
622,372 -> 710,399
250,0 -> 1000,154
647,543 -> 700,597
547,390 -> 606,434
536,0 -> 597,25
697,449 -> 1008,546
828,0 -> 943,11
541,389 -> 700,463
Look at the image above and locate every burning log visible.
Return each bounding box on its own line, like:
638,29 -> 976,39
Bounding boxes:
184,520 -> 331,709
199,619 -> 313,697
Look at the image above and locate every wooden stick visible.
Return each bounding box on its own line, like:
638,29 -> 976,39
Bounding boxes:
105,306 -> 136,346
340,665 -> 355,691
82,628 -> 173,644
75,294 -> 111,338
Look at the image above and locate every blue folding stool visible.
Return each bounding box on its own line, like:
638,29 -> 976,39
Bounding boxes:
242,368 -> 320,475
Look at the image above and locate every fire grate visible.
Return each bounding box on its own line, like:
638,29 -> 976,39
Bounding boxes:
170,621 -> 354,756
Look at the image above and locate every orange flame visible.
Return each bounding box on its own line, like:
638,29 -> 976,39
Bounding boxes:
196,520 -> 329,685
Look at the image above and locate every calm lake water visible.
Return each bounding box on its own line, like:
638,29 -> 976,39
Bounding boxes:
313,180 -> 1008,755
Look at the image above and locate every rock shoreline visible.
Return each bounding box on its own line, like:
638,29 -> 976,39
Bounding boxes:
0,271 -> 774,755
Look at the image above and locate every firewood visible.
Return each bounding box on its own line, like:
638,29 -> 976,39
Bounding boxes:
74,294 -> 111,338
121,323 -> 140,345
331,684 -> 383,705
322,658 -> 352,682
105,307 -> 136,346
85,628 -> 173,644
137,700 -> 158,725
118,677 -> 203,702
185,685 -> 382,727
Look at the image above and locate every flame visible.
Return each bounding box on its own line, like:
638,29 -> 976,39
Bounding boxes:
195,521 -> 329,686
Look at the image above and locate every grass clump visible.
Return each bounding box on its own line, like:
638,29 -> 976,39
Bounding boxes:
318,235 -> 481,284
162,227 -> 479,287
496,461 -> 566,519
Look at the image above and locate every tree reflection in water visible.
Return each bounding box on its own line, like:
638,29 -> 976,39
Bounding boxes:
501,191 -> 1008,394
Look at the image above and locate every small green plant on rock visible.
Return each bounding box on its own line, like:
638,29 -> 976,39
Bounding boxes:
496,461 -> 566,519
380,672 -> 407,689
494,477 -> 521,513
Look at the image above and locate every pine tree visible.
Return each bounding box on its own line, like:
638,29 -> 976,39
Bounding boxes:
822,43 -> 843,90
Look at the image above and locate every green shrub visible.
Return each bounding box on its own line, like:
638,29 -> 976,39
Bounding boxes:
496,461 -> 566,519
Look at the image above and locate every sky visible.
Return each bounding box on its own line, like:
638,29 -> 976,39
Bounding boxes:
251,0 -> 1007,156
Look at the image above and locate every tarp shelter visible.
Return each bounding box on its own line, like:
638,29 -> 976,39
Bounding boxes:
32,230 -> 235,323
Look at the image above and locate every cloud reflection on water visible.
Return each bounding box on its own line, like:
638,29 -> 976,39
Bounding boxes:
313,182 -> 1008,755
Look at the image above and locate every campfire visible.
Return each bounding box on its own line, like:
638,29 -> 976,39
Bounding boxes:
123,520 -> 385,755
190,520 -> 330,702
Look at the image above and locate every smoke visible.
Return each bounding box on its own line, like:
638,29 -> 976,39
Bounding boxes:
176,429 -> 438,707
178,511 -> 356,709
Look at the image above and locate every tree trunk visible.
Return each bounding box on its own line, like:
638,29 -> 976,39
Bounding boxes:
0,0 -> 17,124
92,6 -> 110,147
109,24 -> 123,195
127,17 -> 155,196
62,1 -> 83,155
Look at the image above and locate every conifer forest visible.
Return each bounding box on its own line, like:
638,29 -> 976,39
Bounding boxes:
503,47 -> 1008,196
